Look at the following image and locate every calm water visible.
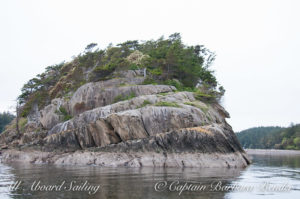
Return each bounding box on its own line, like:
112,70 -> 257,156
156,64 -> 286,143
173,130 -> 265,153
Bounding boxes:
0,153 -> 299,199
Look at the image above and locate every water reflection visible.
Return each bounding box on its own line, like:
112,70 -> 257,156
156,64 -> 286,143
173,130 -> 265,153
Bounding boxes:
225,154 -> 300,199
0,153 -> 299,199
250,154 -> 300,168
1,163 -> 244,199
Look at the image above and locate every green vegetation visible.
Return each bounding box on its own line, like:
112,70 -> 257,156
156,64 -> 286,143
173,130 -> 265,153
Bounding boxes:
137,100 -> 152,108
155,101 -> 181,108
18,33 -> 224,117
142,78 -> 158,85
141,100 -> 152,107
113,92 -> 136,103
184,102 -> 209,113
58,107 -> 72,121
0,112 -> 15,133
158,92 -> 169,96
19,117 -> 28,133
236,124 -> 300,150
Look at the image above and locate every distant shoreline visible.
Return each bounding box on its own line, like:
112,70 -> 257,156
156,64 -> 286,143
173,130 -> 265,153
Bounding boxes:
246,149 -> 300,155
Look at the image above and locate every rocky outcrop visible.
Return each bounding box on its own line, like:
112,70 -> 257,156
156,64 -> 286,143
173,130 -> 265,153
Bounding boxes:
36,76 -> 175,130
95,123 -> 245,154
0,70 -> 250,168
67,83 -> 175,116
0,149 -> 249,168
39,98 -> 64,129
47,92 -> 196,136
0,124 -> 250,167
42,92 -> 229,150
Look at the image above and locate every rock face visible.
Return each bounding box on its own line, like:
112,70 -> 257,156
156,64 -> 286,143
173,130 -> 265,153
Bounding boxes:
39,98 -> 64,129
67,83 -> 175,116
96,124 -> 245,154
36,76 -> 176,130
0,70 -> 250,168
43,92 -> 228,151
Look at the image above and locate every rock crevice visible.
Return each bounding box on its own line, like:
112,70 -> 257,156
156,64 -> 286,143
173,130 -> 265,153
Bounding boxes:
0,71 -> 250,168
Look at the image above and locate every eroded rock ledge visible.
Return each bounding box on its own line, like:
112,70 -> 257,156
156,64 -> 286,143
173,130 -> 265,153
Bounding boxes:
0,71 -> 250,168
1,125 -> 250,167
0,150 -> 249,168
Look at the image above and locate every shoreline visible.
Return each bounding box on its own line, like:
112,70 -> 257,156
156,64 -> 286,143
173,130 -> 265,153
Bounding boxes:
246,149 -> 300,155
0,149 -> 250,168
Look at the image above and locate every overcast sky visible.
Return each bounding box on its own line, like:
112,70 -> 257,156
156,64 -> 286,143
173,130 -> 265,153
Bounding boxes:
1,0 -> 299,131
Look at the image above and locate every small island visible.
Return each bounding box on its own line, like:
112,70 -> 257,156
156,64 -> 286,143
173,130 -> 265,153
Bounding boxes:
0,34 -> 250,168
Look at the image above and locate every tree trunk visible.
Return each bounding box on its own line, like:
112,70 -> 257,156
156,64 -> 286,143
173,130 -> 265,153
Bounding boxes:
16,102 -> 20,135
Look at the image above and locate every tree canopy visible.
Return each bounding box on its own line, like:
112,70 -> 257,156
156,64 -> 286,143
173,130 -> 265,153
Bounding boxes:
236,124 -> 300,150
18,33 -> 223,117
0,112 -> 15,133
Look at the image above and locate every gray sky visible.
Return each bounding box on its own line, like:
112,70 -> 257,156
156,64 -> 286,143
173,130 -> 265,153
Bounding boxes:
1,0 -> 299,131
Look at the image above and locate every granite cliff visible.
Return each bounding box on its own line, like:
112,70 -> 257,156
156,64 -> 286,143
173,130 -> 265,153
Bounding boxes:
0,35 -> 250,167
0,71 -> 250,167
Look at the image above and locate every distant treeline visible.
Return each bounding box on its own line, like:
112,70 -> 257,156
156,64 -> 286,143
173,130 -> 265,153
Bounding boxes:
0,112 -> 15,133
236,124 -> 300,150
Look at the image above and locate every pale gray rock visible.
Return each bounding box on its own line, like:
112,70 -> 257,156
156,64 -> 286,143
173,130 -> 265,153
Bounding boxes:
39,98 -> 64,130
27,103 -> 41,124
0,70 -> 247,168
1,124 -> 251,167
88,119 -> 121,147
43,90 -> 231,151
67,81 -> 175,115
47,92 -> 192,136
108,110 -> 149,141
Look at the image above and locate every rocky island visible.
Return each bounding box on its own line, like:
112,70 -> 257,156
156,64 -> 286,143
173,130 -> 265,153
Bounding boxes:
0,34 -> 250,167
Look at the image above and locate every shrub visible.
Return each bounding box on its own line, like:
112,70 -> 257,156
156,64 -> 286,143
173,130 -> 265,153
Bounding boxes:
158,92 -> 169,96
164,79 -> 183,90
113,92 -> 136,103
155,101 -> 181,108
184,102 -> 209,113
19,117 -> 28,133
126,50 -> 149,65
129,64 -> 139,70
149,68 -> 162,75
140,100 -> 151,108
142,78 -> 157,85
59,107 -> 72,121
194,90 -> 216,102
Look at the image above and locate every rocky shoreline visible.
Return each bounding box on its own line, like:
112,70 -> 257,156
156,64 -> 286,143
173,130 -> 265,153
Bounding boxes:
0,125 -> 251,168
246,149 -> 300,155
0,150 -> 250,168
